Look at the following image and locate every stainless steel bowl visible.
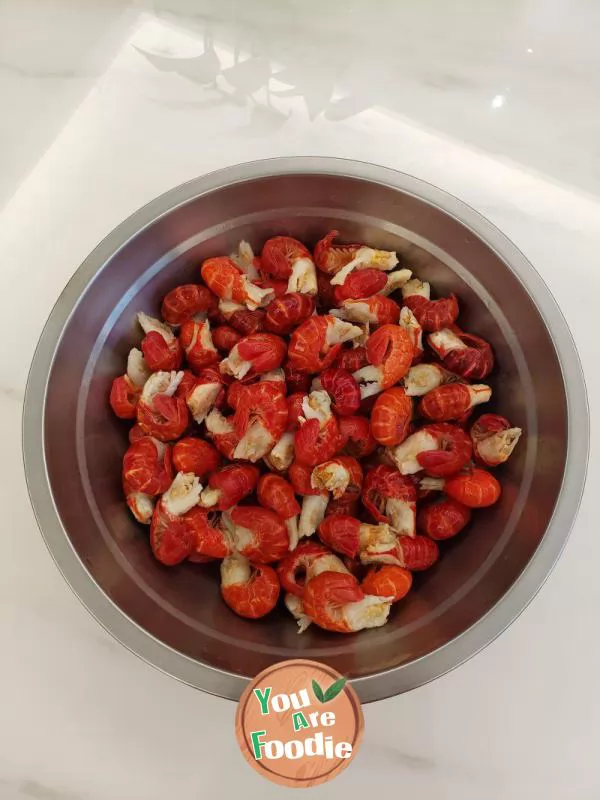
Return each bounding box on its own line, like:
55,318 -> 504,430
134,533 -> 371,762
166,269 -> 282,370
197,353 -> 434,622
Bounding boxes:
23,158 -> 588,702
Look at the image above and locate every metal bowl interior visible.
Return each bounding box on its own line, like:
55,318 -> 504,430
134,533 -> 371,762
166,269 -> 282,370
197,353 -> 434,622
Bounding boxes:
23,159 -> 588,702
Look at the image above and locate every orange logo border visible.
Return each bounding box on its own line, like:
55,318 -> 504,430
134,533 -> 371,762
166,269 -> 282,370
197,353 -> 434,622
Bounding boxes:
236,659 -> 364,788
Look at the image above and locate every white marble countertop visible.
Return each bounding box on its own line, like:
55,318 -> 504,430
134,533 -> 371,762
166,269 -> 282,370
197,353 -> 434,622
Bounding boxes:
2,1 -> 600,797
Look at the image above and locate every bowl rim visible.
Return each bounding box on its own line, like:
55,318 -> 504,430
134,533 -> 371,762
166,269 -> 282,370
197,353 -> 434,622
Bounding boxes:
22,156 -> 589,702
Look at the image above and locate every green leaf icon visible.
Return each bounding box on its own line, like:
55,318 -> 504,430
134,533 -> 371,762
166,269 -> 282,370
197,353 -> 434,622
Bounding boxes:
312,679 -> 325,703
323,677 -> 347,702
